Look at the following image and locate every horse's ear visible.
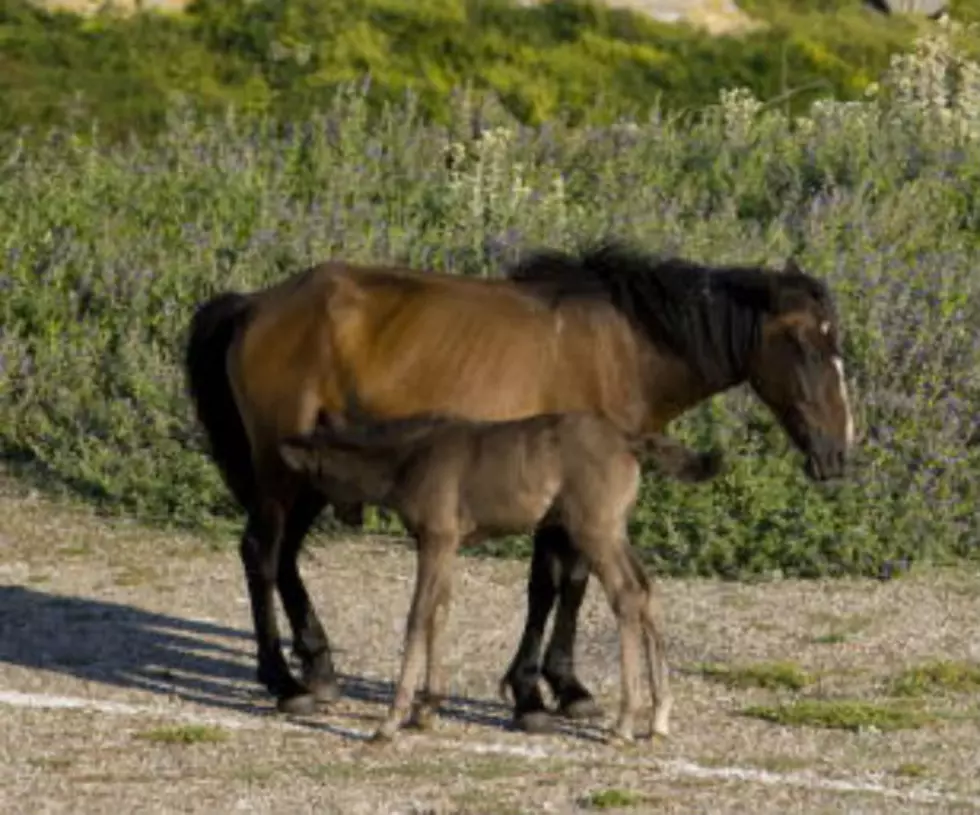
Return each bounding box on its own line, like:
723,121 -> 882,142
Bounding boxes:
783,257 -> 803,276
279,438 -> 318,474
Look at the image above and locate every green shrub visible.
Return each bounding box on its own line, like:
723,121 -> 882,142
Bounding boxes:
0,0 -> 973,140
3,25 -> 980,578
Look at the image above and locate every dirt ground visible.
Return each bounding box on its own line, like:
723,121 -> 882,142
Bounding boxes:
2,474 -> 980,814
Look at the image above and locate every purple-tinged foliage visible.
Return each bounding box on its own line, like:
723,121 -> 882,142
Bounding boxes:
4,37 -> 980,575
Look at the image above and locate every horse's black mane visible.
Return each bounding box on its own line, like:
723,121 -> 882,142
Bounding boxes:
508,241 -> 834,389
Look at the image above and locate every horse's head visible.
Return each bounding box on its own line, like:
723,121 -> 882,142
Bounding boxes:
747,260 -> 855,482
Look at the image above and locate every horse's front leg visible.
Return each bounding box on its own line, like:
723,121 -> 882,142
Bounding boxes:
541,530 -> 603,721
497,525 -> 566,732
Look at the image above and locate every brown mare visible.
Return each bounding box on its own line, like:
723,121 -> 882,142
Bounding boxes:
277,408 -> 724,743
184,241 -> 855,732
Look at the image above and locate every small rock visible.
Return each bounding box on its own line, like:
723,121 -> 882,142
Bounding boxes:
865,0 -> 948,18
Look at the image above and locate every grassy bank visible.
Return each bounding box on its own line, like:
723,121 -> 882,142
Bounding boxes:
4,25 -> 980,578
1,0 -> 972,140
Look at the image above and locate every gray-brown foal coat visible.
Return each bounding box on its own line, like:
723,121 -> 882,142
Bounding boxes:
279,409 -> 723,743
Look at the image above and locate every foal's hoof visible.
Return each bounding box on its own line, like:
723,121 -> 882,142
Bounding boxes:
559,696 -> 603,721
605,730 -> 635,748
515,710 -> 557,734
308,678 -> 342,705
409,707 -> 437,731
276,692 -> 317,716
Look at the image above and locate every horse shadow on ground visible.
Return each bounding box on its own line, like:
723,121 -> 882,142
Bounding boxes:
0,585 -> 599,741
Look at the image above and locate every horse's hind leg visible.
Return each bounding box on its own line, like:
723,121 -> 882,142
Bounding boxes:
375,533 -> 456,742
241,500 -> 314,714
276,488 -> 341,704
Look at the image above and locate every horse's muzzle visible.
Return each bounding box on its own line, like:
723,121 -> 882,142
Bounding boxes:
803,435 -> 849,482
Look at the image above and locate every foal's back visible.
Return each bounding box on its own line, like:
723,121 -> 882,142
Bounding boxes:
399,412 -> 638,537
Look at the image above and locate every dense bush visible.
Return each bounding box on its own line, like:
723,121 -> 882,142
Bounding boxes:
4,24 -> 980,578
0,0 -> 972,139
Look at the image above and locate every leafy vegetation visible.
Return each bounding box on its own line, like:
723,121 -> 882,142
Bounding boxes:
889,660 -> 980,696
578,788 -> 648,809
694,661 -> 814,691
741,699 -> 938,731
0,0 -> 973,141
135,724 -> 229,744
4,17 -> 980,577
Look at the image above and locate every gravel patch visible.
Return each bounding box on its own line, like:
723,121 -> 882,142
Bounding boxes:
2,476 -> 979,813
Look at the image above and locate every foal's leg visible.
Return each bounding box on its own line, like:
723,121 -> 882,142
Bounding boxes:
374,533 -> 456,742
502,525 -> 600,731
590,549 -> 644,744
276,488 -> 341,704
412,564 -> 454,730
240,498 -> 313,714
627,549 -> 672,737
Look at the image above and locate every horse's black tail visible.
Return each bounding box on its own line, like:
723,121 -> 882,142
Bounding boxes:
633,434 -> 724,484
184,291 -> 256,513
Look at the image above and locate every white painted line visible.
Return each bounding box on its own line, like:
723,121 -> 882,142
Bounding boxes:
0,689 -> 295,732
1,688 -> 978,809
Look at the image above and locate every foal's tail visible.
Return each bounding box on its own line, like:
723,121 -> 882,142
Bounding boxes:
184,291 -> 256,512
633,434 -> 724,483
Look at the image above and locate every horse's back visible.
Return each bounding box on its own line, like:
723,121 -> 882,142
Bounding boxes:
226,258 -> 644,464
319,264 -> 572,417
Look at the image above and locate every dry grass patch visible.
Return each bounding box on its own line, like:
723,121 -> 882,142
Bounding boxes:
27,755 -> 74,772
135,724 -> 230,745
691,660 -> 813,691
889,661 -> 980,697
805,611 -> 874,645
741,699 -> 938,732
892,762 -> 931,778
578,787 -> 651,809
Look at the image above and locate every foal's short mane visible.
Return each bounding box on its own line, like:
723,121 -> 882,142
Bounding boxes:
507,241 -> 834,389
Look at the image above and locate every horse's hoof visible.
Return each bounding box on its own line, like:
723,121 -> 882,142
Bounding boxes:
409,707 -> 437,731
515,710 -> 557,734
559,696 -> 603,720
370,725 -> 396,744
276,692 -> 317,716
308,678 -> 342,705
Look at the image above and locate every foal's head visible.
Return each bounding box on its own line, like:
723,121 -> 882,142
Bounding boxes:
747,260 -> 855,481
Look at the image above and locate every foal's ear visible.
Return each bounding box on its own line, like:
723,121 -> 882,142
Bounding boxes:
279,438 -> 319,474
782,257 -> 803,276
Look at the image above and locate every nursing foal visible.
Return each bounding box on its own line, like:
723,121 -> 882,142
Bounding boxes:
279,408 -> 723,744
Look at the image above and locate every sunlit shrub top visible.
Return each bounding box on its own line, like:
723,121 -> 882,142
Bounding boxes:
0,0 -> 972,140
2,23 -> 980,577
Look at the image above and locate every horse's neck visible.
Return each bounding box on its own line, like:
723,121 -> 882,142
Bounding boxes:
637,350 -> 745,429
